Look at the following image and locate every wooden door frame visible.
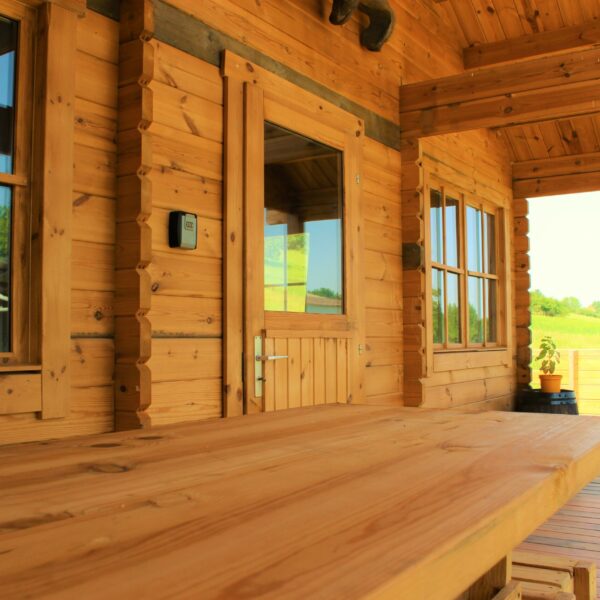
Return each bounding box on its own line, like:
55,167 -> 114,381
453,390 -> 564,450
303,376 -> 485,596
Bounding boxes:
222,51 -> 366,417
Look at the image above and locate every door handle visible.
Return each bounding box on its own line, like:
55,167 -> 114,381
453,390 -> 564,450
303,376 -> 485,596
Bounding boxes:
255,355 -> 289,361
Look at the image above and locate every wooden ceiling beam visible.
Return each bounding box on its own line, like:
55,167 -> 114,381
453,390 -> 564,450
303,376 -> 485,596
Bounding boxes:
464,21 -> 600,70
513,151 -> 600,198
399,47 -> 600,139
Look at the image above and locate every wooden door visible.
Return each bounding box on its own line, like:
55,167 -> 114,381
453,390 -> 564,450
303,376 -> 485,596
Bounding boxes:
239,71 -> 365,414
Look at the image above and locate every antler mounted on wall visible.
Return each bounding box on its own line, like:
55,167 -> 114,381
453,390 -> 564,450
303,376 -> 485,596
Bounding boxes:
329,0 -> 396,52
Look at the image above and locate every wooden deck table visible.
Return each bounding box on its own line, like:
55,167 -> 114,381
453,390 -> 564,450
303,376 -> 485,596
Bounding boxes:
2,405 -> 600,599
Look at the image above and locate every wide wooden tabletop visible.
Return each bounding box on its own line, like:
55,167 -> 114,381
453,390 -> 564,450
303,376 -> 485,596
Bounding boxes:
1,405 -> 600,599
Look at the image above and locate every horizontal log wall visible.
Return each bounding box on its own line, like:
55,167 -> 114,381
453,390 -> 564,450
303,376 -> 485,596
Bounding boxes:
403,129 -> 517,411
143,41 -> 223,425
0,10 -> 117,444
0,0 -> 521,442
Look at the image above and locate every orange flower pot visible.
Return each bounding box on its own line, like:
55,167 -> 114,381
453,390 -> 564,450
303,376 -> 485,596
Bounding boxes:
539,374 -> 562,394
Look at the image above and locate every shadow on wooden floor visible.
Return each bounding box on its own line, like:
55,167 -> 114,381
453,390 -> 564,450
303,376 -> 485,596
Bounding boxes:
518,478 -> 600,599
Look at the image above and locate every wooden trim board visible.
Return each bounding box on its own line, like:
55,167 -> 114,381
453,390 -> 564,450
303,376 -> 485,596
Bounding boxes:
38,3 -> 77,419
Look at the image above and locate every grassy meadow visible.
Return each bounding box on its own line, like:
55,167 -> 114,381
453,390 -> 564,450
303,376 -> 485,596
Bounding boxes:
531,313 -> 600,351
531,314 -> 600,414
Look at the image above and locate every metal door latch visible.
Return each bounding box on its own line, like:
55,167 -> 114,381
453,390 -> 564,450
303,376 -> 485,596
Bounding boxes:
254,337 -> 288,397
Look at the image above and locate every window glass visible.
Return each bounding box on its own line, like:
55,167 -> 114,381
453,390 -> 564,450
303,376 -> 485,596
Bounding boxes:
264,122 -> 343,314
0,185 -> 10,351
0,17 -> 17,175
468,276 -> 484,344
484,212 -> 496,274
432,268 -> 445,344
487,279 -> 497,343
447,272 -> 461,344
445,196 -> 459,268
430,189 -> 443,264
467,206 -> 482,272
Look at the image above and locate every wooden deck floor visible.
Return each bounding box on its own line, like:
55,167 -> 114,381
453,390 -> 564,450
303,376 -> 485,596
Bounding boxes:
518,477 -> 600,598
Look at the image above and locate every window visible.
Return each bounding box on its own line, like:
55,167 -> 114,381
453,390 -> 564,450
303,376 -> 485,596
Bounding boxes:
0,4 -> 33,364
0,16 -> 17,352
430,185 -> 503,350
263,122 -> 344,315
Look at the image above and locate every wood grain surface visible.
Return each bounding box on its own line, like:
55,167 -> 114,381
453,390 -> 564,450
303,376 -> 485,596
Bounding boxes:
2,405 -> 600,599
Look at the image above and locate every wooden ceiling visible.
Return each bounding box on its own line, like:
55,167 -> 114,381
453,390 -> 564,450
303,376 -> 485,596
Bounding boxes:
439,0 -> 600,163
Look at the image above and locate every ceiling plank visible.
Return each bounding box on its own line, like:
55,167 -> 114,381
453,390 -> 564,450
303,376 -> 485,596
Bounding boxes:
464,20 -> 600,68
513,150 -> 600,197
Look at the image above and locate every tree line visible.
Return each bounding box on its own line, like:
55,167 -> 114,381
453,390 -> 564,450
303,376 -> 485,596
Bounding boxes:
531,289 -> 600,318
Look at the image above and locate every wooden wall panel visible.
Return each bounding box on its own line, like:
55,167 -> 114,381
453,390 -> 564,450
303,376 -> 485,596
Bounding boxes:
159,0 -> 464,127
144,42 -> 224,425
262,336 -> 350,409
0,10 -> 117,445
363,137 -> 403,405
402,129 -> 517,411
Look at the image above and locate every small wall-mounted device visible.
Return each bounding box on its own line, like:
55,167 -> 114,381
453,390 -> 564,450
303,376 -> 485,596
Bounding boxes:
169,211 -> 198,250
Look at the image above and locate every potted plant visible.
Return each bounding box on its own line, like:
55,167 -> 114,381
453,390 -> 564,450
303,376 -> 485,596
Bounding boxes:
535,336 -> 562,394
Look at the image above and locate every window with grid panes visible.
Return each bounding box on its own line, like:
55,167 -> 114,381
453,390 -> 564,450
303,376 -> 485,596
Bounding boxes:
430,186 -> 503,350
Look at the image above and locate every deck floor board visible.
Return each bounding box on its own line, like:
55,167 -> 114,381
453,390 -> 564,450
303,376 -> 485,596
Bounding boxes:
518,477 -> 600,598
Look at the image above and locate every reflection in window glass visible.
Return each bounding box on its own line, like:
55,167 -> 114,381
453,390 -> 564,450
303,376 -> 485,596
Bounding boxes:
467,206 -> 482,272
487,279 -> 497,343
468,276 -> 484,344
485,212 -> 496,274
432,268 -> 445,344
445,197 -> 459,268
264,122 -> 343,314
447,272 -> 461,344
0,17 -> 17,175
430,189 -> 443,264
0,185 -> 10,352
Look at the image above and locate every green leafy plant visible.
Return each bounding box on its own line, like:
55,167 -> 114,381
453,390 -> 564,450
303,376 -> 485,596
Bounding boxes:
535,335 -> 561,374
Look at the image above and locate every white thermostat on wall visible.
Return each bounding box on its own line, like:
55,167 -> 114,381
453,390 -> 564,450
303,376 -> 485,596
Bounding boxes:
169,211 -> 198,250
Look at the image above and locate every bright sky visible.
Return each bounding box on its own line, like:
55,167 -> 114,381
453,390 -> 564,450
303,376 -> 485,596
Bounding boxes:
529,192 -> 600,306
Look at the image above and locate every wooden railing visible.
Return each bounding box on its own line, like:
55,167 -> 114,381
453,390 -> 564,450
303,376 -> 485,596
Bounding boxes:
548,349 -> 600,415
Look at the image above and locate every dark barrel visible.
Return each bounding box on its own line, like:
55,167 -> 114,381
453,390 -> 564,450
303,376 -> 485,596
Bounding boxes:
517,388 -> 579,415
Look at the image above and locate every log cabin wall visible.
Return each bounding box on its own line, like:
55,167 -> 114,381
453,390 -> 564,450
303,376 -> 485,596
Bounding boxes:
113,0 -> 474,427
0,0 -> 521,443
0,8 -> 118,444
403,129 -> 517,411
514,198 -> 532,390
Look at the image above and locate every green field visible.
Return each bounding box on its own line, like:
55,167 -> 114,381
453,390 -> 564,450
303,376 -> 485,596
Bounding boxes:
531,313 -> 600,351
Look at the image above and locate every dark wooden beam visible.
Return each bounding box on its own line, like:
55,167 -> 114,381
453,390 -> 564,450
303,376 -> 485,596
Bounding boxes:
87,0 -> 119,20
399,47 -> 600,139
464,21 -> 600,69
513,151 -> 600,198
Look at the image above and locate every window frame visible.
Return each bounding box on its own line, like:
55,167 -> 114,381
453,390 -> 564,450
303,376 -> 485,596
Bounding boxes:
262,120 -> 346,318
0,0 -> 35,366
0,0 -> 78,419
426,178 -> 507,355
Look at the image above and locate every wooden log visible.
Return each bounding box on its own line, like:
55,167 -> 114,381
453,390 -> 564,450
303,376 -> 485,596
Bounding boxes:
401,80 -> 600,139
513,172 -> 600,199
513,152 -> 600,181
115,0 -> 154,430
402,48 -> 600,113
464,21 -> 600,69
